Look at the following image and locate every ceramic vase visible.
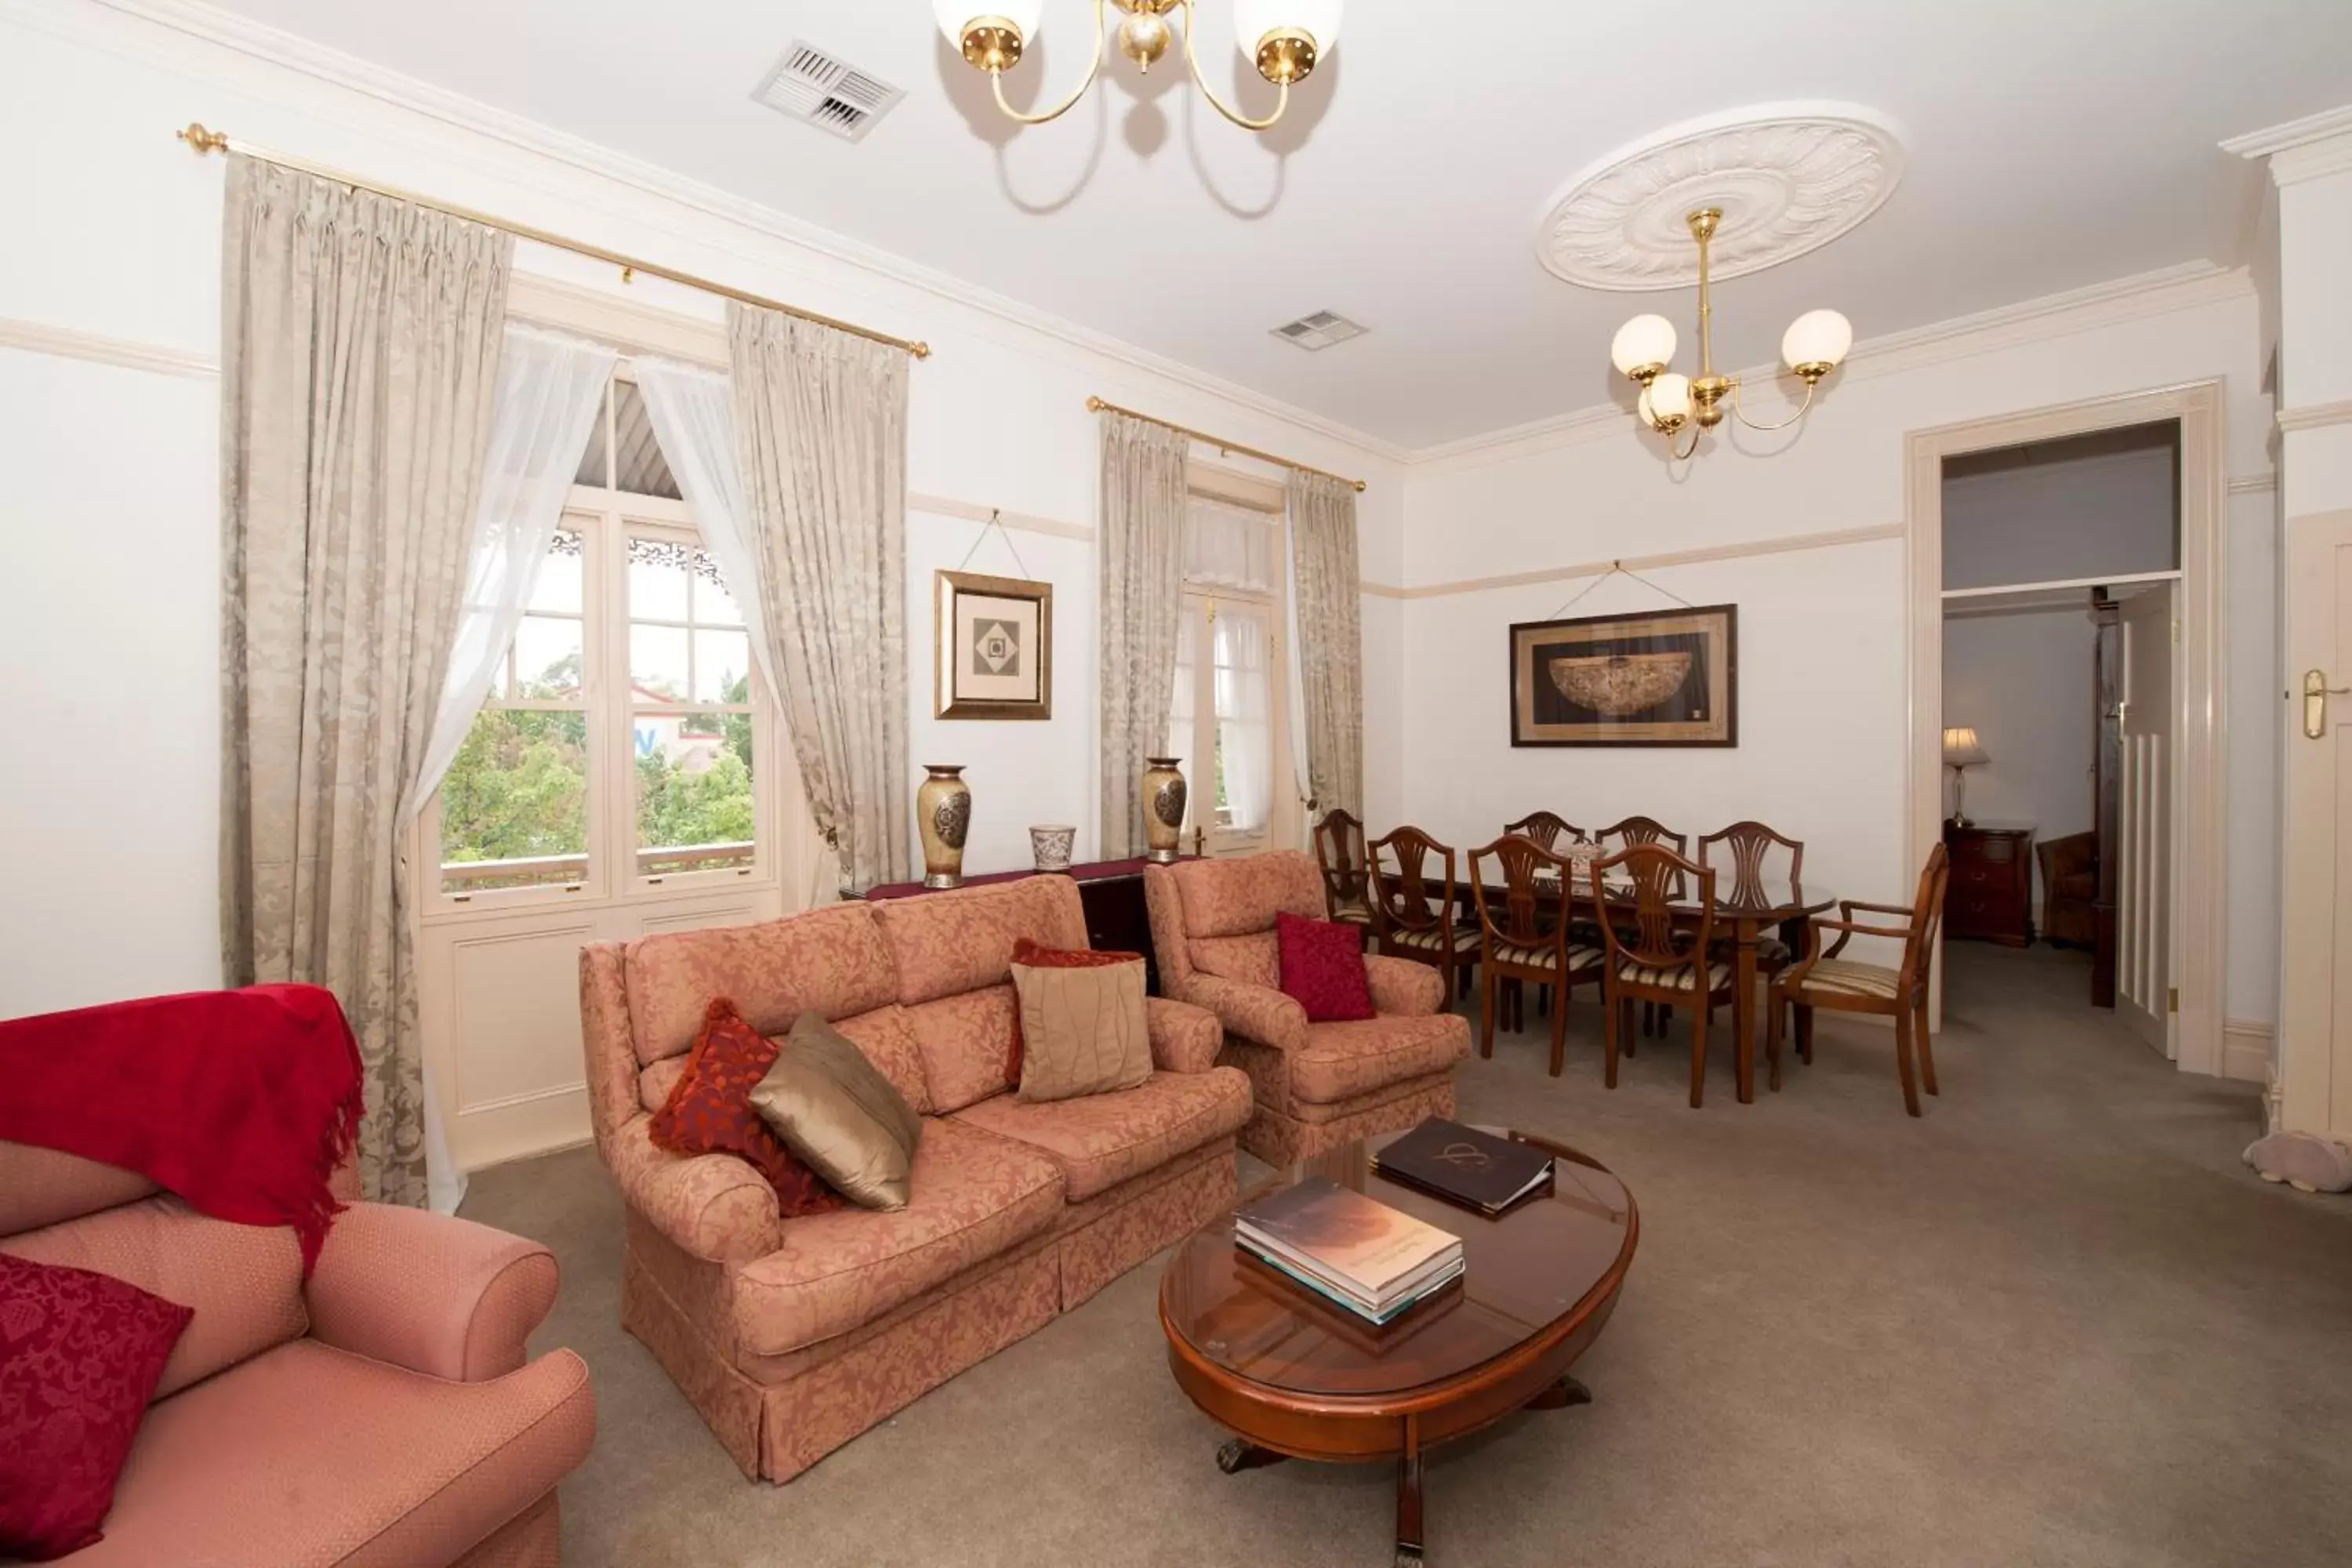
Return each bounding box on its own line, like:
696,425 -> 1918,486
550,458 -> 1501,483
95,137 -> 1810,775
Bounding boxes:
917,765 -> 972,890
1029,824 -> 1076,873
1142,757 -> 1187,865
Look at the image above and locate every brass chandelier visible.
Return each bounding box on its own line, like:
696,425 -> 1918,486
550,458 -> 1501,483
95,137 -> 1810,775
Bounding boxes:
1609,209 -> 1854,459
933,0 -> 1343,131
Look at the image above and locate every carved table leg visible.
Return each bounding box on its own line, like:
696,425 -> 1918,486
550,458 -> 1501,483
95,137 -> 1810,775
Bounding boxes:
1395,1414 -> 1424,1567
1525,1374 -> 1594,1411
1214,1439 -> 1287,1475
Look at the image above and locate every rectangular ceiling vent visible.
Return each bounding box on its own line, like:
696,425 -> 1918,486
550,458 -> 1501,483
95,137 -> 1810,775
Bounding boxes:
1272,310 -> 1368,351
753,42 -> 903,143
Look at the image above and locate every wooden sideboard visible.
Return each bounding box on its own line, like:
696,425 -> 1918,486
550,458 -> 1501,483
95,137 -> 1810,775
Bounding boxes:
865,857 -> 1193,994
1944,823 -> 2034,947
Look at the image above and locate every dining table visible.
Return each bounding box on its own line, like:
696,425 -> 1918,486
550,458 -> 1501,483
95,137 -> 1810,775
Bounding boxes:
1441,865 -> 1834,1104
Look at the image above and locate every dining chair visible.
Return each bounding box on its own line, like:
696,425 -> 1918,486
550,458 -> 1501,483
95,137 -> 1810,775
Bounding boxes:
1502,811 -> 1587,851
1367,826 -> 1479,1001
1698,821 -> 1806,971
1590,843 -> 1736,1107
1468,836 -> 1604,1076
1766,844 -> 1951,1116
1597,817 -> 1691,1036
1312,808 -> 1374,929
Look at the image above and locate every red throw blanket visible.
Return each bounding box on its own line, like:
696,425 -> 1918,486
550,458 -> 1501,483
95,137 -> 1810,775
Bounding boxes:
0,985 -> 365,1272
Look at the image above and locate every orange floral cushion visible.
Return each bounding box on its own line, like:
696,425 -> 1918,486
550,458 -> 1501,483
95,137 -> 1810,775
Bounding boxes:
649,1000 -> 843,1219
1006,938 -> 1143,1087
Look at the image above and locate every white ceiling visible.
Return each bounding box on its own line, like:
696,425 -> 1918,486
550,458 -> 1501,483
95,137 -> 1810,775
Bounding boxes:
198,0 -> 2351,450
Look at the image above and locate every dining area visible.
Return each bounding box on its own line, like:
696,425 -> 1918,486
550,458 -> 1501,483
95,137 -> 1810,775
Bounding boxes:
1312,809 -> 1952,1116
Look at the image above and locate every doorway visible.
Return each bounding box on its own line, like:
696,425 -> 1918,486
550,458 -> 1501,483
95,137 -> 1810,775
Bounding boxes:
1905,384 -> 2225,1076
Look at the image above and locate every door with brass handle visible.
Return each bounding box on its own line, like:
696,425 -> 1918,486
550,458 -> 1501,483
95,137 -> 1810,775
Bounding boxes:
2306,669 -> 2352,739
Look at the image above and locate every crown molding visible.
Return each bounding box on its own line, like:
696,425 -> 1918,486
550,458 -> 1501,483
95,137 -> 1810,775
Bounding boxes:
0,314 -> 216,378
2222,104 -> 2352,158
2277,400 -> 2352,436
51,0 -> 1410,468
1413,261 -> 2253,471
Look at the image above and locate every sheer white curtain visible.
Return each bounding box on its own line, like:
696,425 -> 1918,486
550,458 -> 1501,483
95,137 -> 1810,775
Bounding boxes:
1280,499 -> 1311,844
1185,494 -> 1276,590
1215,605 -> 1272,833
408,323 -> 612,1215
1167,609 -> 1198,772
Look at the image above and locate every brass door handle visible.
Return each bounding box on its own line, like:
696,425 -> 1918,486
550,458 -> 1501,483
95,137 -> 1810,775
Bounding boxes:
2307,669 -> 2352,739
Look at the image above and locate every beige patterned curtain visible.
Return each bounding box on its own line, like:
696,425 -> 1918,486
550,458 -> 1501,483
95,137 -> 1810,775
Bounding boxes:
1098,412 -> 1192,857
219,155 -> 511,1207
1287,469 -> 1364,818
728,303 -> 913,895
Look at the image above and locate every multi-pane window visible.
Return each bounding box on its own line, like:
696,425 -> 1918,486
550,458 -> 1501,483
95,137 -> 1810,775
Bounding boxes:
428,369 -> 769,906
1166,485 -> 1290,851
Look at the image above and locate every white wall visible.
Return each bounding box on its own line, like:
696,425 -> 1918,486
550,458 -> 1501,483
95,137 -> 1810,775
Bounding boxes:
0,2 -> 1405,1016
1398,281 -> 2279,1030
1941,443 -> 2176,591
1940,604 -> 2099,902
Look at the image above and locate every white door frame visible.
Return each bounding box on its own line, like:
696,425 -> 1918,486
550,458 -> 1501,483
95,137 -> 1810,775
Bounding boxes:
1904,380 -> 2227,1074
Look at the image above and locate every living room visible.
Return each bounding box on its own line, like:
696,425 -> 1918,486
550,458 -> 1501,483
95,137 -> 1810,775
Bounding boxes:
3,2 -> 2350,1565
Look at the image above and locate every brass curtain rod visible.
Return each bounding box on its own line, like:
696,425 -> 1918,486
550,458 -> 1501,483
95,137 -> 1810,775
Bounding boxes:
174,123 -> 930,360
1086,397 -> 1368,492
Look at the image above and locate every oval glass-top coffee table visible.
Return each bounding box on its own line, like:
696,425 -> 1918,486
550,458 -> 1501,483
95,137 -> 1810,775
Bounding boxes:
1158,1129 -> 1639,1566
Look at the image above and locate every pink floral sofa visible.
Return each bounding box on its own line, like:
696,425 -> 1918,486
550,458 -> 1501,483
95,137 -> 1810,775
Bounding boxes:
577,875 -> 1250,1483
0,1142 -> 593,1566
1145,852 -> 1472,1164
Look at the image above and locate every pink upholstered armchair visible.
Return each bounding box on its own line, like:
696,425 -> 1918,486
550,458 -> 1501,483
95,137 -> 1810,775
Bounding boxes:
0,1142 -> 595,1566
1145,852 -> 1471,1163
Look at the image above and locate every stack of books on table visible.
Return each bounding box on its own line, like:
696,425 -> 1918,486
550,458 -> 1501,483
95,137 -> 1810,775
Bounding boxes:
1234,1177 -> 1464,1325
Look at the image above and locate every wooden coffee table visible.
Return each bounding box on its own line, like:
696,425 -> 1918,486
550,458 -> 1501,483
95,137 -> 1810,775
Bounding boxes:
1159,1130 -> 1638,1566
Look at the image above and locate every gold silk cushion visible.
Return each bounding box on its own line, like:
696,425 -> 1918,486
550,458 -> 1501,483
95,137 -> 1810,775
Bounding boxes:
750,1014 -> 925,1211
1010,954 -> 1152,1104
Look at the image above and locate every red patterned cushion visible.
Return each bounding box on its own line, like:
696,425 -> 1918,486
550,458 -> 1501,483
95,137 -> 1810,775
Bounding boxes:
1007,938 -> 1144,1084
1275,911 -> 1376,1023
0,1254 -> 193,1560
649,999 -> 844,1218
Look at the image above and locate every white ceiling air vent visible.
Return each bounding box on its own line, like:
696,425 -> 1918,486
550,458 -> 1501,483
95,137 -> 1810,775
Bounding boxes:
1272,310 -> 1368,351
753,42 -> 904,144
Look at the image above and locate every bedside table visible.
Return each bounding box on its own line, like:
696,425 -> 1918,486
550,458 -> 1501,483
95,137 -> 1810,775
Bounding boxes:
1944,823 -> 2034,946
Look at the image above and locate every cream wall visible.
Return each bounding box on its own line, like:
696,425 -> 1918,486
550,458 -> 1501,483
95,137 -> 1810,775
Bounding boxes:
1396,279 -> 2279,1033
0,2 -> 1405,1018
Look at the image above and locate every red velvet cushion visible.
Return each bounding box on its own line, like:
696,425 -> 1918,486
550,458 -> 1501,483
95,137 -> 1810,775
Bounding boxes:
1276,911 -> 1377,1023
1007,938 -> 1145,1083
0,1254 -> 193,1560
650,999 -> 844,1218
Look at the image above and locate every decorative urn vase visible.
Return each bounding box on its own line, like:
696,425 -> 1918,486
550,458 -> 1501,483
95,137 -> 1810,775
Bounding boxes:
917,765 -> 972,890
1029,824 -> 1076,873
1142,757 -> 1187,865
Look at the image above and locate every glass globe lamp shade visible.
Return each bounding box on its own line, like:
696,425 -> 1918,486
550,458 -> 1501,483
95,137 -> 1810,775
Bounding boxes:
1610,314 -> 1677,381
1646,372 -> 1693,428
934,0 -> 1045,52
1781,309 -> 1853,378
1233,0 -> 1344,56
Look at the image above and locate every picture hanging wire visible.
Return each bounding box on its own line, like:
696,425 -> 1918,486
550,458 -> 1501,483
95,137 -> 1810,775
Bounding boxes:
1545,559 -> 1696,620
956,508 -> 1034,580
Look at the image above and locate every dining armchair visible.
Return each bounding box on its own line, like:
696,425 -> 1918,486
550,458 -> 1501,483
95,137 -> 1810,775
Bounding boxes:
1590,842 -> 1736,1107
1468,836 -> 1605,1076
1698,820 -> 1806,971
1367,826 -> 1480,1000
1312,807 -> 1374,929
1767,844 -> 1951,1116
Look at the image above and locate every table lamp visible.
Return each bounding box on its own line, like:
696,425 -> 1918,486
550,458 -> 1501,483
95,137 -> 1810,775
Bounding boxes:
1942,725 -> 1990,827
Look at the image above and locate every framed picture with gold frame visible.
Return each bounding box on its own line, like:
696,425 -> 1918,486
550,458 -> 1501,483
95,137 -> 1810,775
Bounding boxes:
1508,604 -> 1737,747
935,569 -> 1053,720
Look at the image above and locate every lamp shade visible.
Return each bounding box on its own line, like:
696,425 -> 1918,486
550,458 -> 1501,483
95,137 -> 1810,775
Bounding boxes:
1941,725 -> 1989,766
1234,0 -> 1344,55
934,0 -> 1045,47
1646,372 -> 1693,426
1781,308 -> 1853,372
1610,314 -> 1678,379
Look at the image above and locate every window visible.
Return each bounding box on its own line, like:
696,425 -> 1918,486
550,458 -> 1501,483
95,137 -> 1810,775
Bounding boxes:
1165,480 -> 1294,854
426,369 -> 773,907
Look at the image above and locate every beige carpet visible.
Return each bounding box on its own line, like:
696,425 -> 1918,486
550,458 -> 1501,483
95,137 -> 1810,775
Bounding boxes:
462,942 -> 2352,1566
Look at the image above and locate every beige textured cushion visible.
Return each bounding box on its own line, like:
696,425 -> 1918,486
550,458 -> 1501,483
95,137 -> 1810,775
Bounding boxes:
1011,957 -> 1152,1103
750,1014 -> 925,1211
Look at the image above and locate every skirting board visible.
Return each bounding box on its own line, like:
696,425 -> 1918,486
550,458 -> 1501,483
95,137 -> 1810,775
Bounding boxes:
2222,1018 -> 2275,1085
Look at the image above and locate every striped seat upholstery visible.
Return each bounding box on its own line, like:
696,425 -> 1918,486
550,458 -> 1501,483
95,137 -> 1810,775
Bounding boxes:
1332,903 -> 1373,926
1388,924 -> 1479,954
1617,958 -> 1732,992
1490,941 -> 1604,973
1795,957 -> 1904,1000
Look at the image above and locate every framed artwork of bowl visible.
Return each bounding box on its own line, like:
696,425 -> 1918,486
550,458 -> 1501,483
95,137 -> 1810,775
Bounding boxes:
935,569 -> 1053,720
1508,604 -> 1737,746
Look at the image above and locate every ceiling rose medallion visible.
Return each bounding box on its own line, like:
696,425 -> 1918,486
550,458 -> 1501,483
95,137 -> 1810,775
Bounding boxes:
934,1 -> 1343,132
